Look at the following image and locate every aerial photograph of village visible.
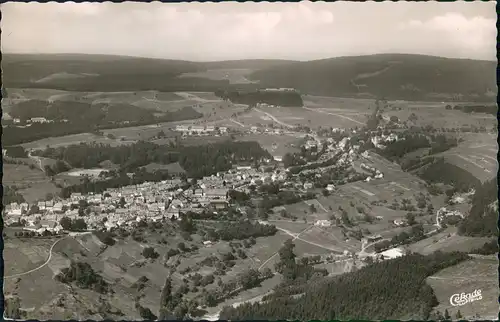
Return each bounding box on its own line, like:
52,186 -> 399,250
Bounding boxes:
1,1 -> 498,321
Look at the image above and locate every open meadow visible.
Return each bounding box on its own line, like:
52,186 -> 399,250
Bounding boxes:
21,133 -> 134,151
383,100 -> 497,130
427,256 -> 499,320
237,133 -> 302,158
3,163 -> 60,202
408,227 -> 494,255
437,133 -> 498,183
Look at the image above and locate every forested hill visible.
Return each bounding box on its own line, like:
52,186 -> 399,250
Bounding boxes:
458,178 -> 498,237
220,251 -> 470,321
4,53 -> 495,102
248,54 -> 497,102
1,54 -> 289,92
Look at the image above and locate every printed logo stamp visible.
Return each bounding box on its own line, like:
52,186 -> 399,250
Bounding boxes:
450,289 -> 483,307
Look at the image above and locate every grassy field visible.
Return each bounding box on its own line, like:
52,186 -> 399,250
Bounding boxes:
3,163 -> 60,202
427,256 -> 499,320
255,104 -> 369,130
437,133 -> 498,183
409,228 -> 494,255
141,162 -> 186,174
21,133 -> 134,150
382,101 -> 497,129
237,133 -> 302,159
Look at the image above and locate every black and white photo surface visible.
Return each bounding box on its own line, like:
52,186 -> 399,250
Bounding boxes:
1,1 -> 498,321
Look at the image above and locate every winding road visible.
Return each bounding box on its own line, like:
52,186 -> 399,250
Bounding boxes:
4,237 -> 67,279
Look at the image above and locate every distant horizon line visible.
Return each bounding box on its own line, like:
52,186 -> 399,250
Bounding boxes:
3,51 -> 495,63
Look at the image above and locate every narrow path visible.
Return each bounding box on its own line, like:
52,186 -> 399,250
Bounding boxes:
303,106 -> 365,125
229,119 -> 245,128
254,108 -> 295,129
427,276 -> 495,282
4,237 -> 67,279
258,225 -> 312,270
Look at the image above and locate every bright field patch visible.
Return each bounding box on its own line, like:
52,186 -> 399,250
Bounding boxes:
237,133 -> 302,158
436,133 -> 498,183
20,133 -> 131,150
3,163 -> 60,202
382,102 -> 497,129
409,231 -> 494,255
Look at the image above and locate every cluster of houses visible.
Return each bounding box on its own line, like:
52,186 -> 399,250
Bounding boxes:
4,120 -> 407,237
174,125 -> 227,136
248,126 -> 289,136
261,88 -> 297,93
360,163 -> 384,181
9,117 -> 69,127
371,133 -> 400,149
3,161 -> 294,234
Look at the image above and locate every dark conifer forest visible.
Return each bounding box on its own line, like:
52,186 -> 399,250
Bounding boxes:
220,251 -> 469,321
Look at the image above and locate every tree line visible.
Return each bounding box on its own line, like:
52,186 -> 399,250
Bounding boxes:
458,178 -> 498,237
36,140 -> 271,179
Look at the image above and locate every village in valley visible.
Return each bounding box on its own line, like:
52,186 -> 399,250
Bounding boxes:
2,2 -> 498,321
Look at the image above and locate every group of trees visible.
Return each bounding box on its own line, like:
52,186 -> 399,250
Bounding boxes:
55,261 -> 109,294
216,220 -> 278,241
4,186 -> 26,204
376,133 -> 430,162
453,104 -> 497,115
44,160 -> 71,177
60,169 -> 176,198
158,274 -> 203,320
14,230 -> 60,238
215,89 -> 304,107
471,239 -> 498,255
93,230 -> 116,246
274,239 -> 327,283
37,140 -> 271,181
4,146 -> 28,158
59,216 -> 88,232
142,246 -> 160,259
259,190 -> 315,215
376,131 -> 459,164
416,157 -> 481,192
374,224 -> 425,252
220,251 -> 470,320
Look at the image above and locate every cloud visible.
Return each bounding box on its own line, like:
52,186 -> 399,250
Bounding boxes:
1,2 -> 495,61
398,13 -> 496,59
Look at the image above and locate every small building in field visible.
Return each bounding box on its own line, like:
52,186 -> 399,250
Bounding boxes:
210,200 -> 229,210
30,117 -> 49,123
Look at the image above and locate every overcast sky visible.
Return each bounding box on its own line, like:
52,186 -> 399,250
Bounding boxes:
2,1 -> 496,61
